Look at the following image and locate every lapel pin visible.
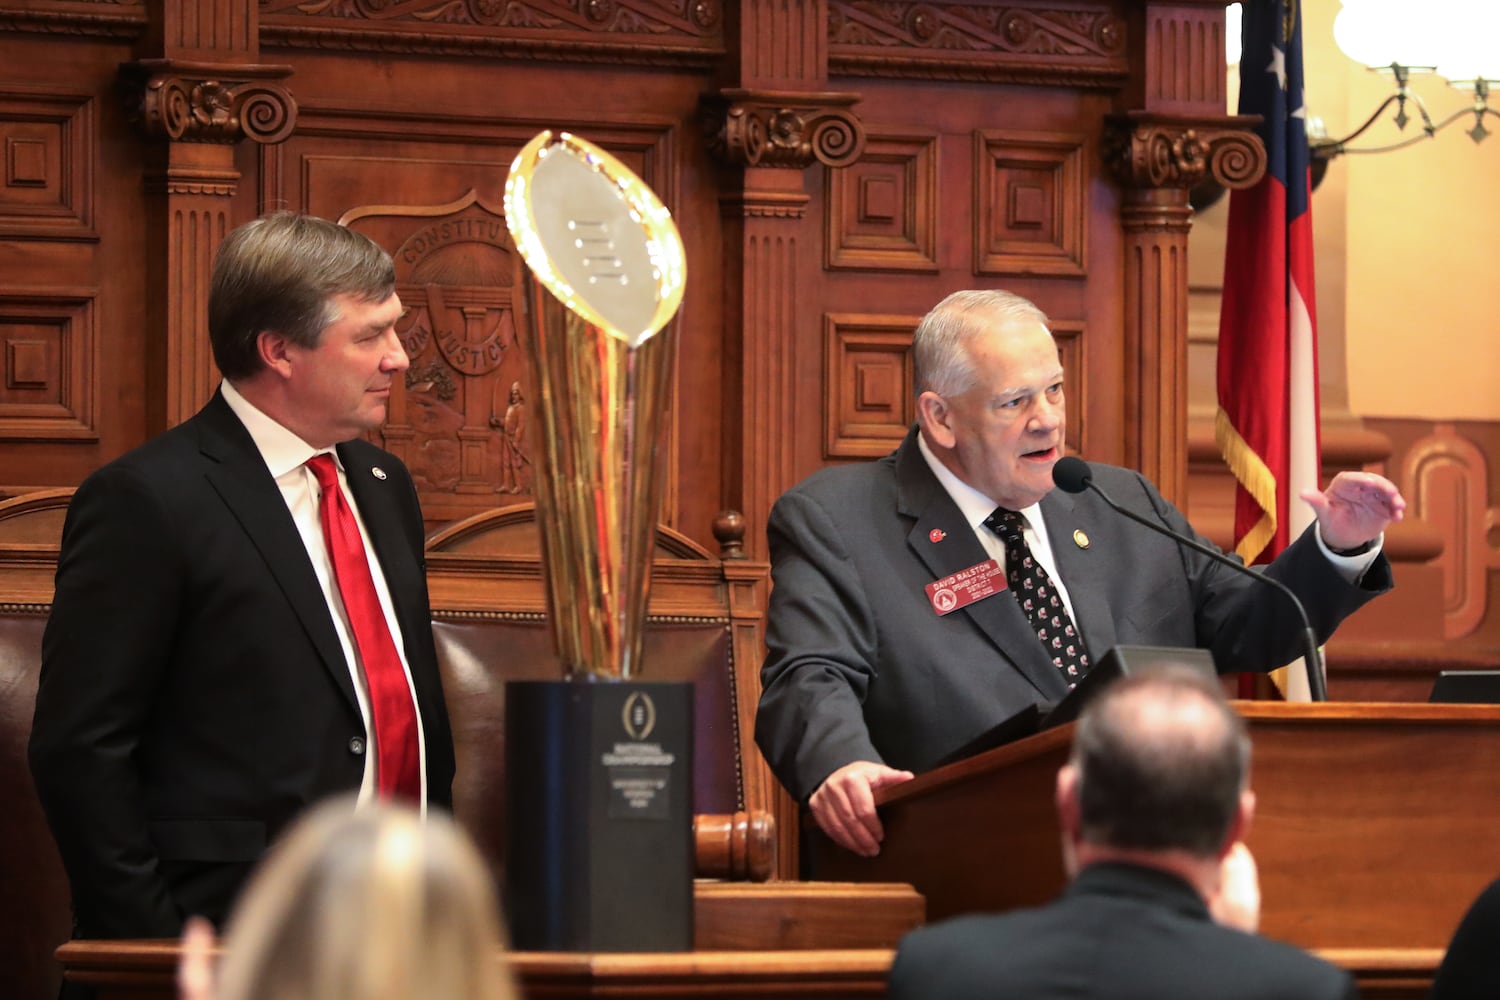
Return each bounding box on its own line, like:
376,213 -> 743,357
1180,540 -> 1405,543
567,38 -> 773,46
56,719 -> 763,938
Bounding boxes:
1073,529 -> 1090,549
371,466 -> 388,481
929,528 -> 946,543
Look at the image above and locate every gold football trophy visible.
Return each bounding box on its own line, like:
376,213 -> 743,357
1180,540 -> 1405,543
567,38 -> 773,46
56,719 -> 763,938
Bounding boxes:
504,129 -> 686,680
501,130 -> 693,951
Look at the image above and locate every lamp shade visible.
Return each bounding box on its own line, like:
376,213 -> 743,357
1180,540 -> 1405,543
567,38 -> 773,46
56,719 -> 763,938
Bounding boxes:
1335,0 -> 1500,81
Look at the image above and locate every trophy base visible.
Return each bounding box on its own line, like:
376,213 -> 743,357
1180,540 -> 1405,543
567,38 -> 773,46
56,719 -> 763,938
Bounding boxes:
504,678 -> 694,952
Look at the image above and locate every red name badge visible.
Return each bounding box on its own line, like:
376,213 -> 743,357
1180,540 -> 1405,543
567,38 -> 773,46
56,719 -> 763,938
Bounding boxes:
925,559 -> 1007,616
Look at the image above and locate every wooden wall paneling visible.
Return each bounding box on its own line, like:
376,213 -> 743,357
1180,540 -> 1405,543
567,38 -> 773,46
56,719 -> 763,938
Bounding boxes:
704,0 -> 869,875
822,312 -> 919,460
1098,1 -> 1264,503
115,0 -> 297,431
824,131 -> 937,273
0,34 -> 151,492
254,105 -> 702,535
0,87 -> 95,242
0,289 -> 97,442
973,128 -> 1087,279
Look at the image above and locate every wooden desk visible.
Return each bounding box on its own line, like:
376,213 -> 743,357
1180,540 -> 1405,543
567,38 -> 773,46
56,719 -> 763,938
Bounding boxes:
54,939 -> 1442,999
814,702 -> 1500,952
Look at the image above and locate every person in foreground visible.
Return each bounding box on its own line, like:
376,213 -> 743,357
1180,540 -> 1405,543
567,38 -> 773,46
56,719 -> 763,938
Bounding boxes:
755,289 -> 1406,856
886,666 -> 1359,1000
177,798 -> 518,1000
30,212 -> 455,942
1429,874 -> 1500,999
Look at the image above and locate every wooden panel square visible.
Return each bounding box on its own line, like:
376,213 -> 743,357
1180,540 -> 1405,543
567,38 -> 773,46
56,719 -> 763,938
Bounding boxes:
6,339 -> 48,386
825,313 -> 920,458
0,293 -> 97,440
826,133 -> 938,272
6,138 -> 47,187
0,91 -> 95,240
974,130 -> 1085,277
1051,319 -> 1086,458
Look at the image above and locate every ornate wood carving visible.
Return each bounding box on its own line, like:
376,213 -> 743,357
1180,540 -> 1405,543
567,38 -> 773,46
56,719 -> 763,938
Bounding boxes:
120,61 -> 296,145
0,290 -> 97,441
825,131 -> 937,271
261,117 -> 680,528
828,0 -> 1127,85
261,0 -> 721,35
259,0 -> 722,64
705,90 -> 864,169
974,128 -> 1085,277
1103,113 -> 1264,192
340,193 -> 534,521
0,89 -> 96,241
1103,113 -> 1262,504
0,0 -> 145,40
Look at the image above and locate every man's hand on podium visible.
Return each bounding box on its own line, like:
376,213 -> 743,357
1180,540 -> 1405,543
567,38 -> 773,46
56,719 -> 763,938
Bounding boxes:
809,760 -> 915,857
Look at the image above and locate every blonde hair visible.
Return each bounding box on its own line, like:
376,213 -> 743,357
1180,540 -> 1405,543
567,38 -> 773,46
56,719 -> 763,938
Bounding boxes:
214,799 -> 517,1000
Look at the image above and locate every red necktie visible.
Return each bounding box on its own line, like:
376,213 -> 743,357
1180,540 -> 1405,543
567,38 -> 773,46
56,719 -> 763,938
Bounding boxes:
307,453 -> 421,801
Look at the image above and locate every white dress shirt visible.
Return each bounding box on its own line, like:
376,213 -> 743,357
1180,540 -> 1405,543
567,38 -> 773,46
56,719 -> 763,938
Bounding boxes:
220,380 -> 427,811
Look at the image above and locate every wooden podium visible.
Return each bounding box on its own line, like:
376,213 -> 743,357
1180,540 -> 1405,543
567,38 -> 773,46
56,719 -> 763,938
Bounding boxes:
812,701 -> 1500,952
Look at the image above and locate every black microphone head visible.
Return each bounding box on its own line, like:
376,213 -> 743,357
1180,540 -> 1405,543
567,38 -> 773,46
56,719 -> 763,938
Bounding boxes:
1052,456 -> 1093,494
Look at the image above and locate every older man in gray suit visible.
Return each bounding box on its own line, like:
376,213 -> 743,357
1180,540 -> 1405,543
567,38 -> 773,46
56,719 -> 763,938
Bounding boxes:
755,289 -> 1405,857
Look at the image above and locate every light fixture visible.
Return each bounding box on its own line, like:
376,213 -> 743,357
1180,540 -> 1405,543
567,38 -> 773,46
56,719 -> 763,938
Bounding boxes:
1322,0 -> 1500,159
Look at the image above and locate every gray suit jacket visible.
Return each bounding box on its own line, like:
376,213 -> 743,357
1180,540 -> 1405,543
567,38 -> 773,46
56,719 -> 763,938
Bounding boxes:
887,862 -> 1359,1000
755,428 -> 1391,801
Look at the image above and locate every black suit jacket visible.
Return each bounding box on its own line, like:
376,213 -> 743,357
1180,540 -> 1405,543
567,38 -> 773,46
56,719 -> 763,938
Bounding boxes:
1431,875 -> 1500,999
756,428 -> 1392,801
29,391 -> 455,938
888,862 -> 1359,1000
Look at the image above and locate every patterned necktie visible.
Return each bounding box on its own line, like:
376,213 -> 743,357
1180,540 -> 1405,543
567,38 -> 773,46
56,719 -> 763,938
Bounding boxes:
985,507 -> 1091,688
307,453 -> 422,801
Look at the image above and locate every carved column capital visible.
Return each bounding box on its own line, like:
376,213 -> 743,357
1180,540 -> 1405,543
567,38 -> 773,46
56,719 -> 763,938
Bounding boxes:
1103,112 -> 1265,192
120,59 -> 297,145
703,90 -> 864,169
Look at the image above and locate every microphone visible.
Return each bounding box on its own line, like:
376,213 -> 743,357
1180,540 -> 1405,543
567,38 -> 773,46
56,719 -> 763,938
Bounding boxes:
1051,456 -> 1328,702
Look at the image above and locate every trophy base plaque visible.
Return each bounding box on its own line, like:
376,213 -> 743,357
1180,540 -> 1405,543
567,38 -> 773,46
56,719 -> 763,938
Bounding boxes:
504,679 -> 694,952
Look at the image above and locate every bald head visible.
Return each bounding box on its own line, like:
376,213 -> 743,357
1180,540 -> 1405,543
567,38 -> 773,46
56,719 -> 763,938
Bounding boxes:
1070,666 -> 1250,858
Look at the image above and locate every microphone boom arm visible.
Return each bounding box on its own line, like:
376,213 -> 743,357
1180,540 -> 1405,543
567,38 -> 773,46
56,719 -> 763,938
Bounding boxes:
1077,478 -> 1329,702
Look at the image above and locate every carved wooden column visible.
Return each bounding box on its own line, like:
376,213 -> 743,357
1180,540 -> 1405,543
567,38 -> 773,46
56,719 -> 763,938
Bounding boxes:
1104,113 -> 1262,503
702,0 -> 863,877
703,0 -> 863,561
1107,0 -> 1264,504
119,0 -> 294,430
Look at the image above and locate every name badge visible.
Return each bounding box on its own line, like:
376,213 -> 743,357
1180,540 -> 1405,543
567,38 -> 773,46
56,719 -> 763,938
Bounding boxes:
925,559 -> 1007,616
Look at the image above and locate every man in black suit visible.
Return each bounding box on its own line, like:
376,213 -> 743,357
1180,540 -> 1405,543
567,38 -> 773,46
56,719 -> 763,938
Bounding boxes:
886,666 -> 1359,1000
756,289 -> 1406,856
29,212 -> 455,940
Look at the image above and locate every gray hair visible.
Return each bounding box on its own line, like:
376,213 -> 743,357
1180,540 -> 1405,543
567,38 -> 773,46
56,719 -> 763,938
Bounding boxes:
209,212 -> 396,381
1071,665 -> 1250,857
911,289 -> 1049,397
